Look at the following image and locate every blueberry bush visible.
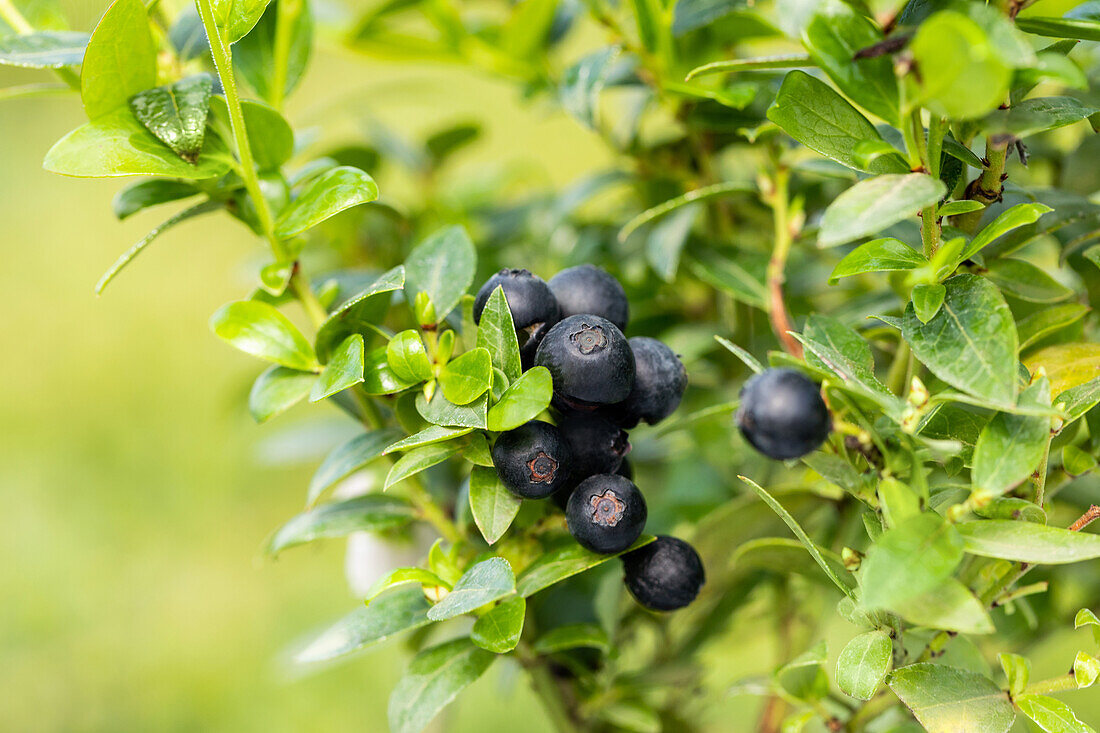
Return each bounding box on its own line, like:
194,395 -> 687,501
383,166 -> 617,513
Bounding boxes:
7,0 -> 1100,730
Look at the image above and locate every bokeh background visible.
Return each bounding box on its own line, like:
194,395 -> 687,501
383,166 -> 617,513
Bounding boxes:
3,1 -> 1099,731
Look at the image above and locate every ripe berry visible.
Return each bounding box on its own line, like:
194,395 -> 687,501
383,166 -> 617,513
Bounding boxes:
473,268 -> 561,365
558,412 -> 630,479
622,535 -> 705,611
610,337 -> 687,428
548,264 -> 629,331
616,457 -> 634,481
535,314 -> 635,406
736,368 -> 830,460
492,421 -> 573,499
566,475 -> 647,554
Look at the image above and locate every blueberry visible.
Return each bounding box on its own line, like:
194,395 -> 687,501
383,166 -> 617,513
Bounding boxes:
535,314 -> 635,406
736,368 -> 830,460
548,264 -> 629,331
622,536 -> 705,611
616,457 -> 634,481
492,420 -> 573,499
473,268 -> 561,366
566,475 -> 647,554
558,412 -> 631,479
609,337 -> 687,428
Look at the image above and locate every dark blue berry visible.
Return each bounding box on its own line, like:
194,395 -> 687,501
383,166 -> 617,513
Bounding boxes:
557,412 -> 630,480
622,536 -> 704,611
492,421 -> 573,499
566,475 -> 647,554
535,314 -> 635,406
473,269 -> 560,366
609,337 -> 687,428
548,264 -> 629,331
736,368 -> 830,460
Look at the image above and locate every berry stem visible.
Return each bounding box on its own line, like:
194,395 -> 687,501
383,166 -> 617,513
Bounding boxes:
764,162 -> 803,358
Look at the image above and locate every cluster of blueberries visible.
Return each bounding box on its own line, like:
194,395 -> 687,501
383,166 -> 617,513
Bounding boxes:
474,265 -> 833,612
475,265 -> 702,611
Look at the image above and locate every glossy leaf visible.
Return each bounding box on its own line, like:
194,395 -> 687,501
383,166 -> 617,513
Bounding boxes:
387,639 -> 495,733
404,226 -> 477,323
266,495 -> 415,555
386,330 -> 433,383
818,174 -> 946,248
475,287 -> 522,382
249,365 -> 315,423
897,578 -> 995,635
81,0 -> 156,119
208,95 -> 294,171
210,300 -> 318,370
767,70 -> 907,175
293,585 -> 432,665
1018,13 -> 1100,43
533,623 -> 610,654
44,107 -> 233,179
888,664 -> 1015,733
470,596 -> 525,653
0,31 -> 88,68
984,97 -> 1099,138
1018,304 -> 1090,352
830,238 -> 927,281
910,11 -> 1011,120
128,75 -> 212,163
776,641 -> 828,703
439,348 -> 492,405
859,513 -> 964,610
516,536 -> 654,598
275,166 -> 379,238
416,391 -> 488,429
236,0 -> 313,103
310,334 -> 364,402
314,266 -> 404,361
486,367 -> 552,432
384,442 -> 464,491
427,557 -> 515,621
384,426 -> 473,454
797,314 -> 901,419
307,428 -> 402,506
955,520 -> 1100,564
1000,653 -> 1030,698
960,203 -> 1053,262
984,259 -> 1074,304
902,275 -> 1019,407
685,53 -> 813,80
111,179 -> 200,220
209,0 -> 271,44
363,347 -> 420,395
1016,695 -> 1095,733
364,567 -> 448,602
1057,377 -> 1100,423
469,466 -> 522,546
971,379 -> 1051,495
912,283 -> 946,324
1074,651 -> 1098,689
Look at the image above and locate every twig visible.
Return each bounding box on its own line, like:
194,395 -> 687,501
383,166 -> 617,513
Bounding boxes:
1069,505 -> 1100,532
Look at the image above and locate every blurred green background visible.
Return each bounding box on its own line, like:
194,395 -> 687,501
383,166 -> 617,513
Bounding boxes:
3,2 -> 1100,732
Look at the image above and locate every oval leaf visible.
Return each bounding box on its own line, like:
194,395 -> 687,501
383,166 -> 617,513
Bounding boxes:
888,664 -> 1015,733
293,585 -> 432,665
129,74 -> 212,162
955,520 -> 1100,564
249,365 -> 315,423
469,466 -> 522,545
307,428 -> 402,505
81,0 -> 156,119
470,596 -> 525,654
836,631 -> 892,701
310,333 -> 364,402
427,557 -> 516,621
275,166 -> 379,237
387,639 -> 495,733
0,31 -> 89,68
404,225 -> 477,323
486,367 -> 553,432
818,174 -> 946,248
266,495 -> 415,555
439,348 -> 492,405
210,300 -> 318,370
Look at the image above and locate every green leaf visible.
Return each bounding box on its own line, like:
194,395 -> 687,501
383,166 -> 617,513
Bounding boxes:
1025,343 -> 1100,397
208,95 -> 294,171
249,365 -> 315,423
688,253 -> 767,309
1018,14 -> 1100,43
404,226 -> 477,323
972,379 -> 1051,495
416,391 -> 488,429
475,287 -> 523,382
960,203 -> 1053,262
819,174 -> 946,248
902,274 -> 1019,407
645,204 -> 698,281
1074,651 -> 1099,689
44,107 -> 234,179
938,200 -> 985,217
81,0 -> 156,119
1060,377 -> 1100,423
797,314 -> 902,419
384,426 -> 473,454
386,330 -> 433,383
910,11 -> 1011,120
266,495 -> 415,555
210,300 -> 318,370
732,538 -> 851,587
516,536 -> 654,598
310,334 -> 364,401
0,31 -> 88,68
464,433 -> 493,467
984,258 -> 1074,304
1018,304 -> 1090,353
95,199 -> 221,294
274,166 -> 379,238
739,476 -> 857,596
384,442 -> 464,491
439,348 -> 492,405
1016,695 -> 1095,733
533,623 -> 610,654
112,179 -> 200,220
911,283 -> 946,324
888,664 -> 1015,733
486,367 -> 552,432
837,631 -> 892,701
1063,444 -> 1096,477
802,3 -> 898,123
777,641 -> 828,703
293,586 -> 431,665
859,513 -> 964,610
715,335 -> 764,375
128,75 -> 212,163
365,567 -> 448,602
620,182 -> 754,242
897,578 -> 995,635
209,0 -> 272,44
470,596 -> 525,653
307,428 -> 401,506
469,466 -> 522,545
984,97 -> 1099,138
767,70 -> 908,175
236,0 -> 313,104
363,347 -> 420,395
387,639 -> 495,733
830,238 -> 928,281
955,520 -> 1100,564
1000,653 -> 1030,698
629,0 -> 662,53
500,0 -> 557,59
315,266 -> 405,362
427,557 -> 515,621
685,53 -> 813,81
560,45 -> 622,130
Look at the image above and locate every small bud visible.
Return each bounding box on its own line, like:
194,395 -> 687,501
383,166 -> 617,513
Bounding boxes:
1031,366 -> 1048,382
909,376 -> 930,408
946,503 -> 967,523
842,547 -> 863,571
423,584 -> 448,603
414,291 -> 437,328
970,489 -> 994,510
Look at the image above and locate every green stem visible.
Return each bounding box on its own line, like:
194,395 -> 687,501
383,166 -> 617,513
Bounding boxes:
1033,430 -> 1053,508
846,691 -> 896,732
953,137 -> 1009,234
1023,674 -> 1078,696
886,341 -> 911,396
908,111 -> 941,257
